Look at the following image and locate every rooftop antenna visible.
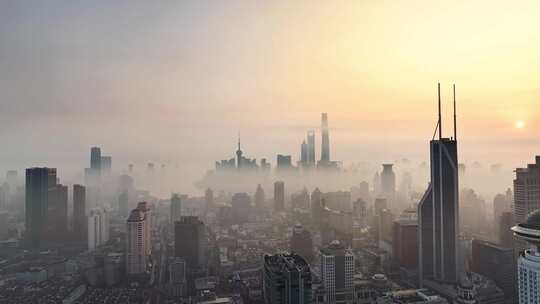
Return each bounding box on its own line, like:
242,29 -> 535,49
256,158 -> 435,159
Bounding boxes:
438,82 -> 442,139
237,132 -> 241,151
453,84 -> 457,141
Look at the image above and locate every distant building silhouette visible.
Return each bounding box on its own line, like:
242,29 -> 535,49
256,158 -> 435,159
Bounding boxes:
274,181 -> 285,212
25,167 -> 56,251
73,184 -> 86,242
174,216 -> 207,269
170,193 -> 182,225
231,192 -> 251,223
88,207 -> 109,251
320,113 -> 330,163
380,164 -> 396,207
307,130 -> 316,166
255,184 -> 265,209
290,224 -> 314,262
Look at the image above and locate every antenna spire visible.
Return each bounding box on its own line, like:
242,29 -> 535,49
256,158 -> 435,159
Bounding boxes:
237,132 -> 241,151
453,84 -> 457,141
438,82 -> 442,139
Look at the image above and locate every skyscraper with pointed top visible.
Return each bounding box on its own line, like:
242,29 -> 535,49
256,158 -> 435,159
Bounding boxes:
418,83 -> 460,285
320,113 -> 330,163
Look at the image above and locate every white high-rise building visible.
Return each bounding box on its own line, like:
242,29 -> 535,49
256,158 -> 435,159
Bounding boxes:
512,210 -> 540,304
87,208 -> 109,251
320,240 -> 354,304
126,202 -> 151,275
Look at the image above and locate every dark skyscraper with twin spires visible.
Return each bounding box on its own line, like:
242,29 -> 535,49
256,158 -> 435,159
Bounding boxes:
418,83 -> 460,285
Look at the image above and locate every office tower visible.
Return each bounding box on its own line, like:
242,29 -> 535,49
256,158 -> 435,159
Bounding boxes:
260,158 -> 271,171
418,83 -> 460,285
90,147 -> 102,172
470,239 -> 515,302
511,210 -> 540,304
300,141 -> 308,166
168,257 -> 187,297
380,164 -> 396,206
311,188 -> 323,228
25,167 -> 56,251
499,212 -> 514,248
513,156 -> 540,225
171,193 -> 182,225
231,192 -> 251,223
320,113 -> 330,162
263,253 -> 312,304
307,130 -> 316,165
274,181 -> 285,212
320,240 -> 354,304
393,209 -> 418,270
73,184 -> 86,241
290,224 -> 314,262
205,188 -> 214,210
126,202 -> 151,275
174,216 -> 207,269
277,154 -> 293,170
48,183 -> 68,240
255,184 -> 265,209
88,208 -> 109,251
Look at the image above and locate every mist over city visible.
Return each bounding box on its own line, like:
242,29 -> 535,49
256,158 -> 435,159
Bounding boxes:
1,1 -> 540,304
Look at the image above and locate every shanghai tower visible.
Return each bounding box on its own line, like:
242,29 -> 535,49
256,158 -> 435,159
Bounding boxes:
320,113 -> 330,162
418,83 -> 460,285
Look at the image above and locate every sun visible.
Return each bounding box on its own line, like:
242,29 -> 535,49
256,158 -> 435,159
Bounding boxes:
515,120 -> 526,129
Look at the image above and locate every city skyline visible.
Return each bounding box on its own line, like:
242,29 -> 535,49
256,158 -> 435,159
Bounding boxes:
2,1 -> 540,188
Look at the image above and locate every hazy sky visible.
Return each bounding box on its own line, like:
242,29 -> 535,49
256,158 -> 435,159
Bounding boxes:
1,1 -> 539,186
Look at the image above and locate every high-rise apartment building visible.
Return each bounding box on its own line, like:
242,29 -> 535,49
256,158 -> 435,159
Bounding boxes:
274,181 -> 285,212
320,240 -> 354,304
290,224 -> 314,262
25,167 -> 57,251
393,209 -> 418,270
73,184 -> 87,241
255,184 -> 265,209
418,84 -> 460,285
171,193 -> 182,225
48,183 -> 68,240
205,188 -> 214,210
88,208 -> 109,251
126,202 -> 152,275
174,216 -> 207,269
231,192 -> 251,223
511,210 -> 540,304
263,253 -> 312,304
